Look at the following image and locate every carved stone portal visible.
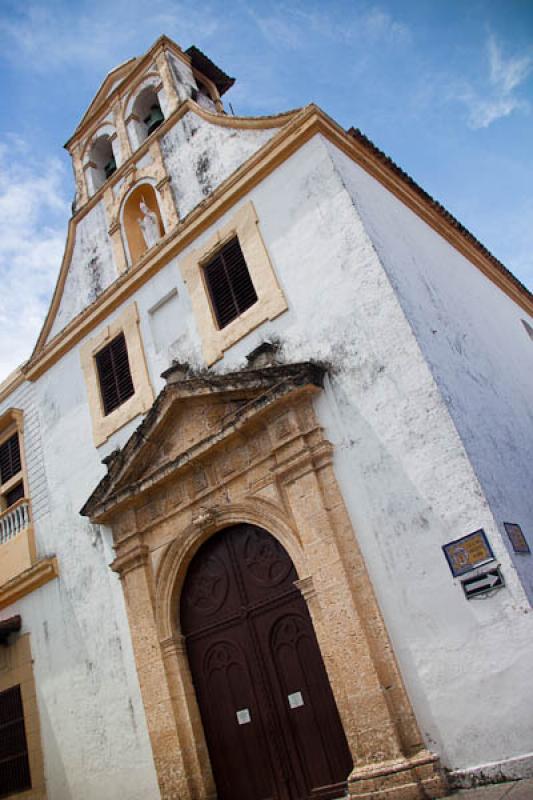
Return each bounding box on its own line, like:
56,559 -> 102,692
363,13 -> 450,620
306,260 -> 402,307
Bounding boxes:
82,361 -> 446,800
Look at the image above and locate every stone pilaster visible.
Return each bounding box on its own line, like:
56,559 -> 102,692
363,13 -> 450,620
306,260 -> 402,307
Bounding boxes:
278,440 -> 445,799
160,636 -> 215,799
103,186 -> 128,275
113,100 -> 132,165
155,51 -> 181,114
112,540 -> 192,800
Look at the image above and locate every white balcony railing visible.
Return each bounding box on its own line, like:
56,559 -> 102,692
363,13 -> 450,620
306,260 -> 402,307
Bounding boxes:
0,498 -> 31,546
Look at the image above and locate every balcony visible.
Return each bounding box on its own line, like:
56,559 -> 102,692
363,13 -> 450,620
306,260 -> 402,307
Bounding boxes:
0,498 -> 36,586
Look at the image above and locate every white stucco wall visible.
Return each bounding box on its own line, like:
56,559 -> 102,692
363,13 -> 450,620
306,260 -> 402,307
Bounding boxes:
213,138 -> 532,775
49,201 -> 117,340
160,111 -> 278,221
91,130 -> 530,776
48,112 -> 278,347
0,375 -> 160,798
3,119 -> 532,797
136,133 -> 531,777
325,142 -> 533,604
19,351 -> 161,800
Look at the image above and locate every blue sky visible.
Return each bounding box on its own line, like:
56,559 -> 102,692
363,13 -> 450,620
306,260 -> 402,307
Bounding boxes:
0,0 -> 532,379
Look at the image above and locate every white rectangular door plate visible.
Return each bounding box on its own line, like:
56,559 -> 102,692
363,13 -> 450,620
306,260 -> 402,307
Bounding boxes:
288,691 -> 304,709
236,708 -> 251,725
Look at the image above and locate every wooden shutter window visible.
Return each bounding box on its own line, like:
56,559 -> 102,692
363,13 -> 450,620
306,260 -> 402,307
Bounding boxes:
95,332 -> 135,416
0,685 -> 31,797
0,433 -> 21,487
5,482 -> 24,508
204,237 -> 258,329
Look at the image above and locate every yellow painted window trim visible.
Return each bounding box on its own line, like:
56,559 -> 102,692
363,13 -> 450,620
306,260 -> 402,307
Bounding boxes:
80,301 -> 154,447
0,633 -> 48,798
180,201 -> 288,365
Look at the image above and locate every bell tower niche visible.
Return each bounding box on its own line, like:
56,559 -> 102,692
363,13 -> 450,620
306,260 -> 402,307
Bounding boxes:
122,184 -> 164,265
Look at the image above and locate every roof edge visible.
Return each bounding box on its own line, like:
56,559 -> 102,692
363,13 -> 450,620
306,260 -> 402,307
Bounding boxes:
346,126 -> 532,304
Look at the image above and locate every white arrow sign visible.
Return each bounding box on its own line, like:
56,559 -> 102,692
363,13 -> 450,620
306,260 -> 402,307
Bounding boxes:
467,573 -> 500,592
462,568 -> 504,598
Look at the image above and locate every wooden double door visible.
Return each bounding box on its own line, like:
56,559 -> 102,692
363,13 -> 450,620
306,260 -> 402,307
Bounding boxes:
181,524 -> 353,800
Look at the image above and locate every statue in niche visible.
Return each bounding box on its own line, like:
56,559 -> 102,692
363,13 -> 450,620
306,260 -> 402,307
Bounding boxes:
138,196 -> 160,249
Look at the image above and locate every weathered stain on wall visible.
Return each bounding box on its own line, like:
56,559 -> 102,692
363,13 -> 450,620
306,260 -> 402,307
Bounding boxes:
160,112 -> 278,220
326,141 -> 533,604
49,202 -> 117,340
27,347 -> 161,799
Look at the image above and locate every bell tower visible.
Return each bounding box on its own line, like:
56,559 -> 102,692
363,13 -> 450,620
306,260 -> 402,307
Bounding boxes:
61,36 -> 235,277
65,36 -> 235,212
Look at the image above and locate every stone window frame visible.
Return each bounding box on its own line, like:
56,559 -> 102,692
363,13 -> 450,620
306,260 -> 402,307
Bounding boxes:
80,302 -> 154,447
0,634 -> 47,799
180,201 -> 288,365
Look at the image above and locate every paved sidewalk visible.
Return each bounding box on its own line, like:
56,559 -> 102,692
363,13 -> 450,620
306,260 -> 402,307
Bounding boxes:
450,778 -> 533,799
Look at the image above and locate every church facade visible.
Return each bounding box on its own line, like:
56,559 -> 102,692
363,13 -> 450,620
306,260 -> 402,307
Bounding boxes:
0,35 -> 532,800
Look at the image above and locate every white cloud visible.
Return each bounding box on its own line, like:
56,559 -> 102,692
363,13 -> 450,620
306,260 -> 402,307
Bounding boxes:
453,36 -> 532,129
489,35 -> 531,94
0,141 -> 69,380
0,0 -> 222,73
251,4 -> 411,50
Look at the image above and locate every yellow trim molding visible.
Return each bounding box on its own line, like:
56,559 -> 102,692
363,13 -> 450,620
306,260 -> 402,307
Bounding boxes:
0,368 -> 25,406
0,557 -> 59,611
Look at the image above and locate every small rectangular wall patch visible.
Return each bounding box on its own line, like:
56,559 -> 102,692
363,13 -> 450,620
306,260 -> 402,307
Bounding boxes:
236,708 -> 251,725
288,691 -> 304,709
443,529 -> 495,577
504,523 -> 530,554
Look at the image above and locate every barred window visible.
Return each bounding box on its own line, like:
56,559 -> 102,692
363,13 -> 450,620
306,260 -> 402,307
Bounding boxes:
204,237 -> 258,329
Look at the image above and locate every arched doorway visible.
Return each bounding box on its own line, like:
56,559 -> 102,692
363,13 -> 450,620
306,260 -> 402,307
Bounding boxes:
180,523 -> 353,800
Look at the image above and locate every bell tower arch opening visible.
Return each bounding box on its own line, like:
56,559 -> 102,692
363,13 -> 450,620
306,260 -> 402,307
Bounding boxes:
130,86 -> 165,146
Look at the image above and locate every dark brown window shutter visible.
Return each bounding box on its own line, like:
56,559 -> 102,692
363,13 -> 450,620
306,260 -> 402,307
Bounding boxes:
95,332 -> 135,416
0,433 -> 21,487
5,482 -> 24,508
0,685 -> 31,797
204,237 -> 258,329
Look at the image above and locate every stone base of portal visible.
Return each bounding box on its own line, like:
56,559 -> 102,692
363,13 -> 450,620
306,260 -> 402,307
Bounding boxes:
348,751 -> 448,799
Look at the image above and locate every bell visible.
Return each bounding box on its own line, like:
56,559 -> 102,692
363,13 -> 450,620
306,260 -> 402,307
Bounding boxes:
144,104 -> 164,135
104,157 -> 117,179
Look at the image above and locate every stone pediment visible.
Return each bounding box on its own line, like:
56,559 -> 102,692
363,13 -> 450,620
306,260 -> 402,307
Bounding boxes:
81,361 -> 324,522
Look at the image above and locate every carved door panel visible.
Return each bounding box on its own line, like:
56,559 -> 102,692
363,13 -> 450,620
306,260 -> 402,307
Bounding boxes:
181,525 -> 352,800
